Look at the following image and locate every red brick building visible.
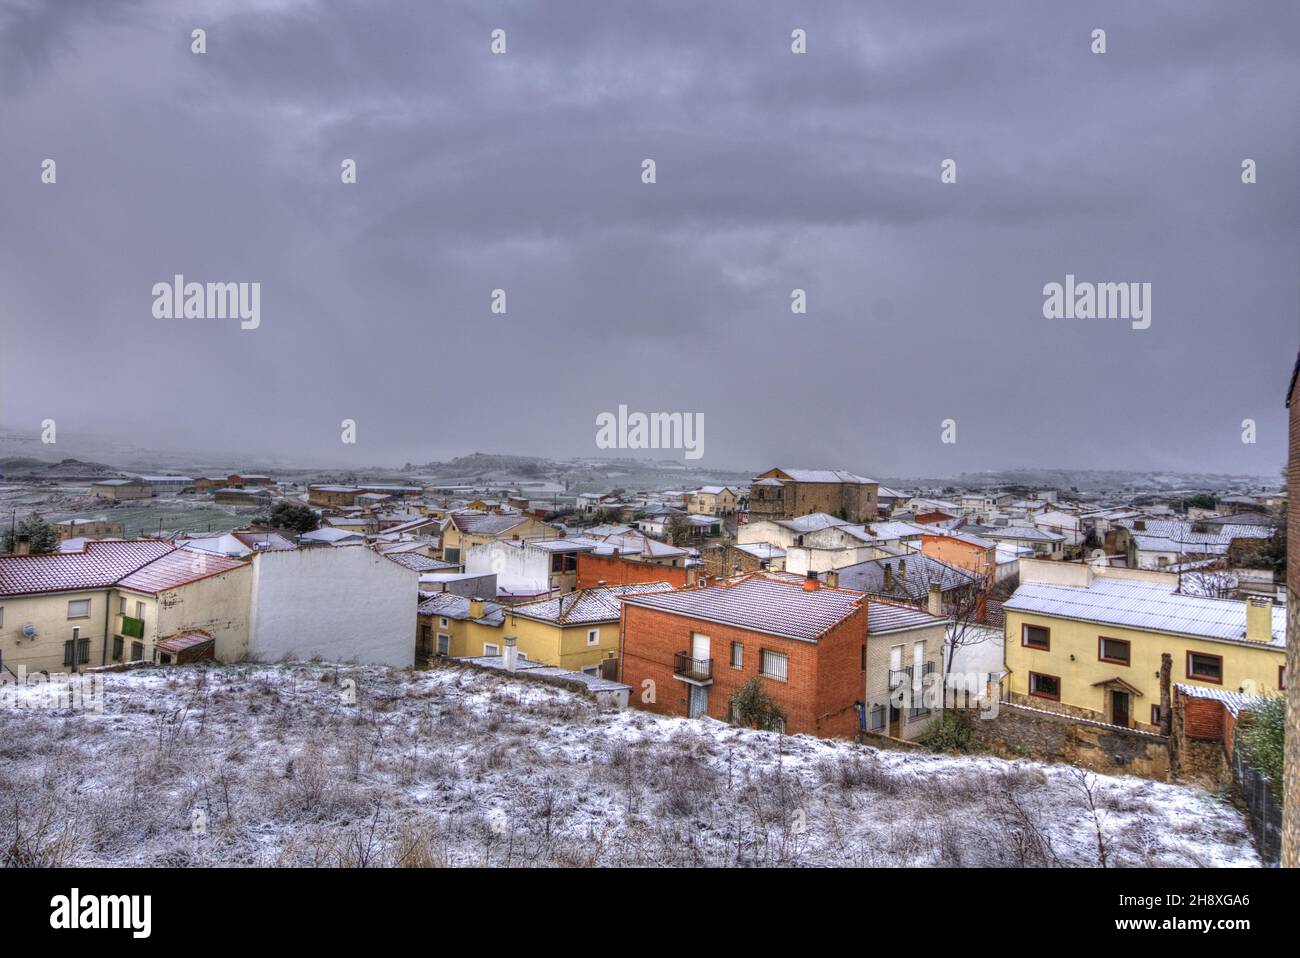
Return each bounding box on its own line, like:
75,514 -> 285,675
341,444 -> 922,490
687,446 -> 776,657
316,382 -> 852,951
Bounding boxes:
618,573 -> 867,738
576,552 -> 693,590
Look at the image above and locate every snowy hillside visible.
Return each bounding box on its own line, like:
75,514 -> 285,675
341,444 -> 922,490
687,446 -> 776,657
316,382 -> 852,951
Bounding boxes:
0,663 -> 1259,867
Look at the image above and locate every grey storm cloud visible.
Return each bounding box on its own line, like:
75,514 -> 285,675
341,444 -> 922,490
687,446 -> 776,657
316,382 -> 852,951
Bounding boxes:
1,0 -> 1298,475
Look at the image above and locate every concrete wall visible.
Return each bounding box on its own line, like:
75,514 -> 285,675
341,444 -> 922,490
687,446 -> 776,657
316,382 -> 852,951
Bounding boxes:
153,565 -> 252,663
249,546 -> 418,666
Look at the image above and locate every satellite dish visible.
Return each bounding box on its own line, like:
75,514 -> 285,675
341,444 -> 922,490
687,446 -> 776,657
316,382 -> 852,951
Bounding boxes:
22,622 -> 38,638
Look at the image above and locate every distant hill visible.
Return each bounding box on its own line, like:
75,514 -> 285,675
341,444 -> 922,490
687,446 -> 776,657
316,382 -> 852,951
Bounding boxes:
0,457 -> 121,479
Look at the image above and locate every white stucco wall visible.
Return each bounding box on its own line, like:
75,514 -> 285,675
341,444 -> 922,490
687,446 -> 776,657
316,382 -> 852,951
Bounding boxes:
248,546 -> 418,666
465,540 -> 548,594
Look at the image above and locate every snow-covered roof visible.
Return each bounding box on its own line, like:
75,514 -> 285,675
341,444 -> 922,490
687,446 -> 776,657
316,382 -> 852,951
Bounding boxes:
513,582 -> 675,626
774,513 -> 850,534
622,575 -> 864,642
1005,578 -> 1285,648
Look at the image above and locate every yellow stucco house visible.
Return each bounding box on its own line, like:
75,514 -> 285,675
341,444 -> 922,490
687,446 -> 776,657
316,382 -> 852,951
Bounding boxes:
1004,559 -> 1286,732
0,540 -> 250,674
439,512 -> 556,566
420,582 -> 674,676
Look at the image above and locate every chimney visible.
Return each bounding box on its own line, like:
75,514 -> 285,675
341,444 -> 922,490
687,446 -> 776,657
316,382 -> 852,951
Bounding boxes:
927,583 -> 943,617
883,562 -> 893,591
898,558 -> 907,579
1246,595 -> 1273,643
803,570 -> 819,592
14,535 -> 30,556
469,596 -> 485,619
826,570 -> 839,589
502,636 -> 518,671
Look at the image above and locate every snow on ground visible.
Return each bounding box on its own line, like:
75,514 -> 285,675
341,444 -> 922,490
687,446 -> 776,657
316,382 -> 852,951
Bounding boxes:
0,662 -> 1260,867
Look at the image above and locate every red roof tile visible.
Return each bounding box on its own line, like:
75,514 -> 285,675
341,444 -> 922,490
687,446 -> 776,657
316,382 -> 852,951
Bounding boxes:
117,548 -> 247,593
0,540 -> 173,596
0,541 -> 245,597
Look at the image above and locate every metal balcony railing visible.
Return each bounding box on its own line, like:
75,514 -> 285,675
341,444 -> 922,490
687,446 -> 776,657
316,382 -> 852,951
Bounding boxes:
888,660 -> 936,689
673,652 -> 713,681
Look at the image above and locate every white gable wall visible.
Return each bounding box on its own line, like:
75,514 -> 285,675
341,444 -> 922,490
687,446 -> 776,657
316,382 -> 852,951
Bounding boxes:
249,546 -> 417,666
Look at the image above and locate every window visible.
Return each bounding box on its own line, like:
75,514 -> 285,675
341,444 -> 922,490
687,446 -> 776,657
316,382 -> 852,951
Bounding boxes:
135,601 -> 145,620
860,644 -> 867,671
582,665 -> 601,677
1098,636 -> 1131,666
78,638 -> 89,664
119,597 -> 126,615
437,634 -> 450,656
1028,671 -> 1061,701
1187,651 -> 1223,684
483,643 -> 500,656
760,649 -> 788,682
67,599 -> 91,620
131,641 -> 143,661
730,641 -> 744,669
63,640 -> 75,666
1281,666 -> 1287,691
1021,624 -> 1050,650
1150,705 -> 1162,725
0,606 -> 4,627
112,636 -> 124,661
440,617 -> 449,628
586,628 -> 600,647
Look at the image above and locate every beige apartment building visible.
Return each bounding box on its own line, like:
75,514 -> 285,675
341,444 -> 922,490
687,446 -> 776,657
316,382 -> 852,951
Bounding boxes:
0,540 -> 250,674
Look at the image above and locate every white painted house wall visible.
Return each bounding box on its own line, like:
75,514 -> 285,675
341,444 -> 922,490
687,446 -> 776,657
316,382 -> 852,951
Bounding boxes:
248,546 -> 418,666
464,540 -> 548,595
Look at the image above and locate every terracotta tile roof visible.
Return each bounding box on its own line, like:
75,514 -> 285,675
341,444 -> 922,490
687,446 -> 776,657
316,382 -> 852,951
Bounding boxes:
116,548 -> 246,593
0,540 -> 173,596
0,541 -> 246,597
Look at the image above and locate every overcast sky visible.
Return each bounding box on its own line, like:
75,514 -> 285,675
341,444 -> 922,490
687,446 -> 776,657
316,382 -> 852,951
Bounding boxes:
1,0 -> 1298,476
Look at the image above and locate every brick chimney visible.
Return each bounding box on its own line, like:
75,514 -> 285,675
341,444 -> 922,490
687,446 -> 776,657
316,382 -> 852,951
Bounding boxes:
826,570 -> 839,589
927,583 -> 943,617
883,562 -> 893,591
1246,595 -> 1273,642
14,535 -> 30,556
803,570 -> 819,592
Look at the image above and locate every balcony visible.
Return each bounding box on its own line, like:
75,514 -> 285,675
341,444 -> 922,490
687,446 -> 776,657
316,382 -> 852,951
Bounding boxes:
888,660 -> 936,689
673,652 -> 713,684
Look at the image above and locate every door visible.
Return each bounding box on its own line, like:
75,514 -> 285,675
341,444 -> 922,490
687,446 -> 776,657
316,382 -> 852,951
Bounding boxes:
1112,691 -> 1130,728
691,632 -> 710,661
688,684 -> 709,719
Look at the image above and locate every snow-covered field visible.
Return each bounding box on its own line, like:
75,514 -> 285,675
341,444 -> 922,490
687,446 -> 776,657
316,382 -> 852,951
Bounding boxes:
0,662 -> 1260,867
